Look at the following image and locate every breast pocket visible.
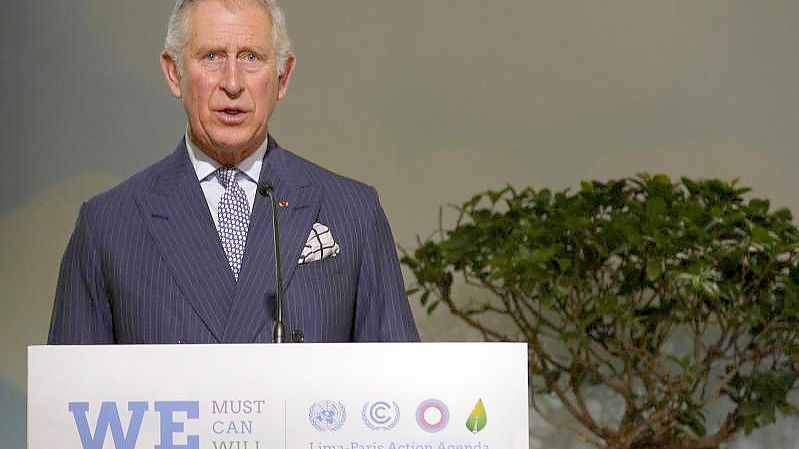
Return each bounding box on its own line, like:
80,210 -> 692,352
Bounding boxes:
291,256 -> 348,300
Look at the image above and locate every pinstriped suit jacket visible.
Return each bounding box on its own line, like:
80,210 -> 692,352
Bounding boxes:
48,137 -> 419,344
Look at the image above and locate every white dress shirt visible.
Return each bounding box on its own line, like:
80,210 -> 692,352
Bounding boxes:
185,135 -> 267,230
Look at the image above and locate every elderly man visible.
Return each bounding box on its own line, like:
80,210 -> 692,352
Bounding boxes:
48,0 -> 419,344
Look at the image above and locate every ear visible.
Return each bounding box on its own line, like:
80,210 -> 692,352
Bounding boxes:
276,52 -> 296,101
160,50 -> 183,99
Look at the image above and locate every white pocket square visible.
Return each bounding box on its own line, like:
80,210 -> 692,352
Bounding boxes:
298,223 -> 341,264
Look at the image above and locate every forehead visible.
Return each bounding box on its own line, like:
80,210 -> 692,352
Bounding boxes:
186,0 -> 274,50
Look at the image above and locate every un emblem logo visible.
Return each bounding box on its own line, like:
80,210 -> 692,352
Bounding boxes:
362,401 -> 400,430
309,400 -> 347,431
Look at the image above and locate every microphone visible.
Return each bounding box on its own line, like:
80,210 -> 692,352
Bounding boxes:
257,182 -> 286,343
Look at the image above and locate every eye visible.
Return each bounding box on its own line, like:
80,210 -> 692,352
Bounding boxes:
244,53 -> 258,62
205,53 -> 217,61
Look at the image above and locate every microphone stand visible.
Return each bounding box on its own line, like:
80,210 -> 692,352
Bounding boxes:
258,183 -> 285,343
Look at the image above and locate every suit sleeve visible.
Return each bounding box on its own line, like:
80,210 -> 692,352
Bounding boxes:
352,189 -> 420,342
48,203 -> 115,344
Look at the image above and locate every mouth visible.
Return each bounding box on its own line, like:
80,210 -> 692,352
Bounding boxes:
215,108 -> 249,125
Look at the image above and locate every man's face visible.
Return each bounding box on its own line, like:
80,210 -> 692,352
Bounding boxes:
161,0 -> 294,164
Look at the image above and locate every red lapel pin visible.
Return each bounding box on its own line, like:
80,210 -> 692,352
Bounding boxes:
279,199 -> 289,208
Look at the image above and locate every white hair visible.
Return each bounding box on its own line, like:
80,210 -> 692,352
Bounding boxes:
164,0 -> 292,76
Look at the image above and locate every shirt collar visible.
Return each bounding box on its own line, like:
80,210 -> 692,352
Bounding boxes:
185,132 -> 268,183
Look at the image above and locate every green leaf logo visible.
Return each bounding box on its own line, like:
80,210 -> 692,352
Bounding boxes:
465,399 -> 487,434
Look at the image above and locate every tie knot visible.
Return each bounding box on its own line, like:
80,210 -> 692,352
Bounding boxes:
215,167 -> 238,189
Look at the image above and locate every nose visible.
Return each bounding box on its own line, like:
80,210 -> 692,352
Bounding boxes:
221,58 -> 244,98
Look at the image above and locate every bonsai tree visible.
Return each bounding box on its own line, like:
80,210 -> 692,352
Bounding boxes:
401,175 -> 799,449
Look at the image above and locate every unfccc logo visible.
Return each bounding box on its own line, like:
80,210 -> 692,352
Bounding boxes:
362,401 -> 400,430
415,399 -> 449,433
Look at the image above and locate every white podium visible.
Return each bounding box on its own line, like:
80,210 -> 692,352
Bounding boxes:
29,343 -> 529,449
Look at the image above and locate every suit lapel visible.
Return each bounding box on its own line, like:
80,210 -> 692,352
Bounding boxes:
223,139 -> 322,343
133,142 -> 235,342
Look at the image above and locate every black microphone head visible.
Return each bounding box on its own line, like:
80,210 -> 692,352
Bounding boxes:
257,183 -> 273,197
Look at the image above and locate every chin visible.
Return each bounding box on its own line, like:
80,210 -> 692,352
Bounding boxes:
211,132 -> 258,151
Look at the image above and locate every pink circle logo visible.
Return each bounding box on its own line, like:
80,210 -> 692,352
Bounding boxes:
415,399 -> 449,433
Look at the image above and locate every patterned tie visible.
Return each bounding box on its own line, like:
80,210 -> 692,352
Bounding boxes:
216,167 -> 250,280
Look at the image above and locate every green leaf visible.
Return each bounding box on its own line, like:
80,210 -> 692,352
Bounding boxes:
751,225 -> 770,243
465,399 -> 488,434
647,259 -> 663,281
647,196 -> 666,217
652,174 -> 672,187
599,295 -> 619,314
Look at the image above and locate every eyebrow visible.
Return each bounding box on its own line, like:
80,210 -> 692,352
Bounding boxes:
191,44 -> 270,57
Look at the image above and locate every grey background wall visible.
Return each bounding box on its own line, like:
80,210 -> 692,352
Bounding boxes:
1,1 -> 798,447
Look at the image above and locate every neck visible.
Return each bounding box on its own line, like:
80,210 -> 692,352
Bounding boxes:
187,135 -> 267,167
202,146 -> 255,166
